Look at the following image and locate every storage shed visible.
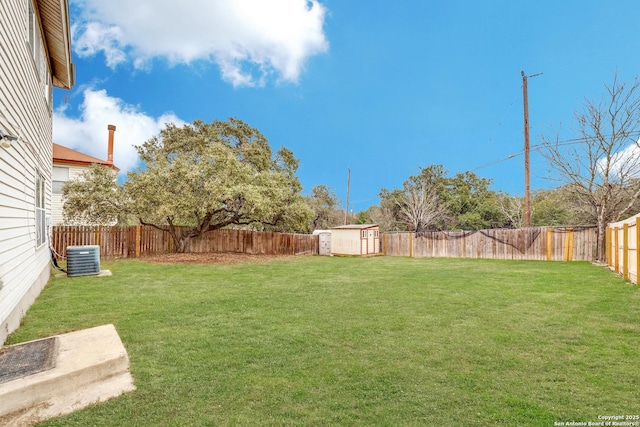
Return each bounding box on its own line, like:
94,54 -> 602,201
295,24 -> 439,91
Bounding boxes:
330,224 -> 380,256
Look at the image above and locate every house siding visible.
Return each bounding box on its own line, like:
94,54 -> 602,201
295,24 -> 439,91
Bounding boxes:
0,0 -> 57,343
51,163 -> 90,224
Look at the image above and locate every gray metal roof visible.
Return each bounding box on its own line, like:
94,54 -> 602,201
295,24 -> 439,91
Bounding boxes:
331,224 -> 379,230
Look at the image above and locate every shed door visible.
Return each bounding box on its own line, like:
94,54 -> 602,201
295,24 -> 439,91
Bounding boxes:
367,230 -> 375,254
319,233 -> 331,256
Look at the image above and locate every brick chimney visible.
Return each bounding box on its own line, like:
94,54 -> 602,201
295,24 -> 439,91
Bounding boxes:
107,124 -> 116,165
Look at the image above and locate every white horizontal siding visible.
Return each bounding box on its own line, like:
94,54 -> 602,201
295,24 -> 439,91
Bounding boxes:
52,163 -> 91,224
0,230 -> 35,254
51,192 -> 63,225
0,0 -> 57,343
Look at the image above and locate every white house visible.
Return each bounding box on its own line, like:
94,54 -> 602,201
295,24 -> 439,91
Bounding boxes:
330,224 -> 381,256
52,126 -> 119,225
0,0 -> 74,343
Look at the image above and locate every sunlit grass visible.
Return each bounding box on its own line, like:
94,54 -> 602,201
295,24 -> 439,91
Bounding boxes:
8,256 -> 640,426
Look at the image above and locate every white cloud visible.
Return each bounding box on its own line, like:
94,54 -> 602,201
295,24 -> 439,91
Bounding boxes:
72,22 -> 126,68
53,89 -> 184,177
71,0 -> 329,87
600,140 -> 640,179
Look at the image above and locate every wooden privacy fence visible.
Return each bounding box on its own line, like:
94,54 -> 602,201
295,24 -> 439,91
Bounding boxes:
52,226 -> 319,259
52,225 -> 598,262
382,226 -> 597,261
607,214 -> 640,283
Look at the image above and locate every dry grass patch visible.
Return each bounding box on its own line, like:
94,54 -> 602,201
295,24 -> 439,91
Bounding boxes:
140,252 -> 297,264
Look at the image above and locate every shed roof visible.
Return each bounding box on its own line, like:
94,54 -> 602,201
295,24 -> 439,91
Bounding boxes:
312,230 -> 331,235
53,143 -> 120,171
331,224 -> 379,230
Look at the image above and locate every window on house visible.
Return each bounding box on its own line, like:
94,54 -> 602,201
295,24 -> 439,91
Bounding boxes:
362,230 -> 367,239
28,0 -> 35,55
35,170 -> 46,247
44,72 -> 52,109
27,0 -> 41,76
27,0 -> 51,110
52,166 -> 69,194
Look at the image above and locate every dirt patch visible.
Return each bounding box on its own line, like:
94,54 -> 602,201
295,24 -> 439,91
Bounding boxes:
140,252 -> 297,265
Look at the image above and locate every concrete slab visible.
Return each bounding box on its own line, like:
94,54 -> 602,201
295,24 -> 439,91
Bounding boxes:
54,270 -> 112,279
0,324 -> 135,427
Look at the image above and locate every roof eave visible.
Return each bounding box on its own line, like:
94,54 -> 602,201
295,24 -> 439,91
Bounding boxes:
54,159 -> 121,172
332,224 -> 379,230
39,0 -> 75,90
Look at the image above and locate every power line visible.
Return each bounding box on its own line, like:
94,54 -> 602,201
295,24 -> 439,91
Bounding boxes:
345,131 -> 640,209
471,131 -> 640,172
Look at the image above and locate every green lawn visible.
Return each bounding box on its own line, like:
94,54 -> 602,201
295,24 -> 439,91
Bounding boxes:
8,256 -> 640,426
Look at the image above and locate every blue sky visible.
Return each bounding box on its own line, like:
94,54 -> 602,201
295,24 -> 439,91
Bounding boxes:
54,0 -> 640,212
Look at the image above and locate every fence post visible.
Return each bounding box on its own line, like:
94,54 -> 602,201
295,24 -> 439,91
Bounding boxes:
613,227 -> 620,273
546,227 -> 552,261
135,225 -> 141,258
409,233 -> 413,258
568,228 -> 574,261
563,227 -> 574,261
383,233 -> 387,256
623,223 -> 629,280
636,218 -> 640,283
606,227 -> 612,267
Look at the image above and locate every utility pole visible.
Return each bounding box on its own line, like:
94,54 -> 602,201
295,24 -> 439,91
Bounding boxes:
522,71 -> 530,227
344,168 -> 350,225
521,70 -> 542,227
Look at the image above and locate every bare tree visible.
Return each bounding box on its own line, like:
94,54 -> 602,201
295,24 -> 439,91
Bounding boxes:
392,180 -> 448,232
497,193 -> 525,229
361,204 -> 402,232
540,74 -> 640,261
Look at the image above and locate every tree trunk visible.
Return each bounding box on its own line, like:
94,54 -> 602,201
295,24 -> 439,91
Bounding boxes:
175,235 -> 191,253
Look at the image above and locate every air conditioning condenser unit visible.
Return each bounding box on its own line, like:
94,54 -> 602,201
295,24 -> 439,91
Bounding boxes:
66,245 -> 100,277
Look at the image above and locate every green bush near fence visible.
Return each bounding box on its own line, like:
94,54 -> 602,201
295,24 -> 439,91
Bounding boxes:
8,256 -> 640,426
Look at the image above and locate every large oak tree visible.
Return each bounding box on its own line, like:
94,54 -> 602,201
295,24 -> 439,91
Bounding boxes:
64,118 -> 312,252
